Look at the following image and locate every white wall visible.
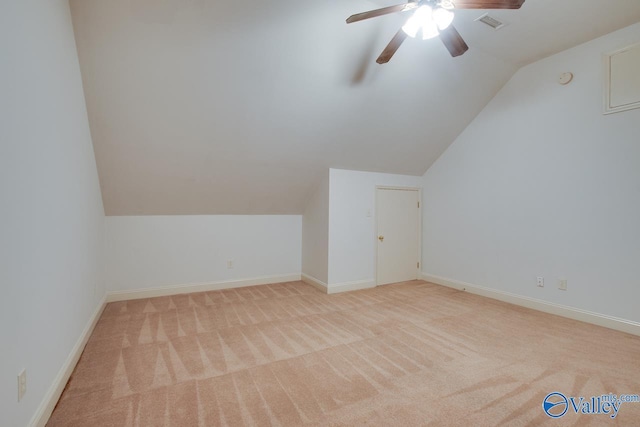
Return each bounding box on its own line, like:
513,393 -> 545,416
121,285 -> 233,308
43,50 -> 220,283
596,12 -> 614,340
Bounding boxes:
106,216 -> 302,292
422,24 -> 640,323
328,169 -> 422,287
302,172 -> 330,284
0,1 -> 106,425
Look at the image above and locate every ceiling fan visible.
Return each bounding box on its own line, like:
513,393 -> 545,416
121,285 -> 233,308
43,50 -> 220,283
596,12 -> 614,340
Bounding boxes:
346,0 -> 525,64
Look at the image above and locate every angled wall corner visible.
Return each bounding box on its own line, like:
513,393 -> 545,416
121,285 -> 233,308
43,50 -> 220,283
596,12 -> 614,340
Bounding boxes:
301,170 -> 330,287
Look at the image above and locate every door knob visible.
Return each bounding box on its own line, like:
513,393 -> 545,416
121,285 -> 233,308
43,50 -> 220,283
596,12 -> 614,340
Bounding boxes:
378,235 -> 384,242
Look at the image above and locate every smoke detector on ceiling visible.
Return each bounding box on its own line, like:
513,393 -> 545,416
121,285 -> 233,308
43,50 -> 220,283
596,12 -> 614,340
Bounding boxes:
475,13 -> 506,30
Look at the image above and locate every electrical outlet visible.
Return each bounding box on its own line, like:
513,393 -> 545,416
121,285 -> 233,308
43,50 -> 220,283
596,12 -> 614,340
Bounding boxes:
536,277 -> 544,287
558,279 -> 567,291
18,369 -> 26,402
227,260 -> 234,269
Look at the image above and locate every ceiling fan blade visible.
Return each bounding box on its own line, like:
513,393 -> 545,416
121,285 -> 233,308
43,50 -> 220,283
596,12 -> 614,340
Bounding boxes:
346,2 -> 418,24
451,0 -> 525,9
439,25 -> 469,57
376,29 -> 408,64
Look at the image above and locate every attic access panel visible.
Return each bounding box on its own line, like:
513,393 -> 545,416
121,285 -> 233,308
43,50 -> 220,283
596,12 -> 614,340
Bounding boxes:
604,41 -> 640,114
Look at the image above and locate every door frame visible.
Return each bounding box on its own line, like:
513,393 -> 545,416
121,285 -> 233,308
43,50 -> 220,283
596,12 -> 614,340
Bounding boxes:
374,186 -> 422,286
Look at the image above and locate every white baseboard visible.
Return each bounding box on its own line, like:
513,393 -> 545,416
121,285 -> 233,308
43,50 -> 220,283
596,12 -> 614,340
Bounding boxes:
301,274 -> 376,295
106,273 -> 302,302
30,296 -> 107,427
421,273 -> 640,337
301,273 -> 328,293
327,279 -> 376,294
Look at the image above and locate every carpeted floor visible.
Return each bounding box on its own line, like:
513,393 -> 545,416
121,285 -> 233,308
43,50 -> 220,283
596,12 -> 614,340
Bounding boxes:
48,280 -> 640,426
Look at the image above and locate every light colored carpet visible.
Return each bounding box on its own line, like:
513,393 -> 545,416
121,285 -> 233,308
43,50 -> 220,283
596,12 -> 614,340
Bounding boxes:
48,280 -> 640,426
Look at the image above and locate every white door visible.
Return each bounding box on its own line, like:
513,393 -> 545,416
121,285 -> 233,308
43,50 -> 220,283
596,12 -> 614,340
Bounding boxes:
376,188 -> 420,286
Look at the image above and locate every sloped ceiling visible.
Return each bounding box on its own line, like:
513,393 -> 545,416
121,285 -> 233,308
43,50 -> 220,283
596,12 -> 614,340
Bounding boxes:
69,0 -> 640,215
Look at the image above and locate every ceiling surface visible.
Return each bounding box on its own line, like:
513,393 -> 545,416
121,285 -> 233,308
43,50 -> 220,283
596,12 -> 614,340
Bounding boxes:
69,0 -> 640,215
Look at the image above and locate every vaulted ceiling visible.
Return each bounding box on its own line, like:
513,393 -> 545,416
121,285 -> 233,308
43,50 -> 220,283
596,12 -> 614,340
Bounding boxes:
69,0 -> 640,215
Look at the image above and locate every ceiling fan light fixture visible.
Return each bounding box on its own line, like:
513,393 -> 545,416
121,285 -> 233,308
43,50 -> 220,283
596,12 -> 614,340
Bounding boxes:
402,5 -> 453,39
402,5 -> 431,38
401,16 -> 420,37
432,7 -> 454,30
421,20 -> 440,39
